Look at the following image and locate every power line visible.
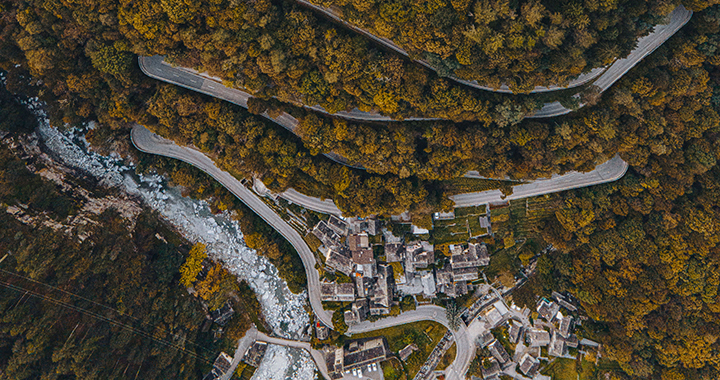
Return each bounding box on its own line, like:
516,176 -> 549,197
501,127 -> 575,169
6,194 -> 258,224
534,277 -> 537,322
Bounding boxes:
0,268 -> 216,356
0,278 -> 215,364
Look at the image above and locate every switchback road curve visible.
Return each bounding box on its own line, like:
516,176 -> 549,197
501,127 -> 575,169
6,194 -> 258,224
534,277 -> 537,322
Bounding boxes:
130,125 -> 472,379
141,5 -> 690,122
131,124 -> 334,329
297,0 -> 691,99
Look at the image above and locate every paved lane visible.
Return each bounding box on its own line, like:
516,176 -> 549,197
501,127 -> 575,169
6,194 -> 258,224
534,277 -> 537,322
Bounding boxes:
297,1 -> 690,97
138,56 -> 364,169
131,125 -> 476,379
529,6 -> 692,117
450,155 -> 629,207
348,305 -> 472,380
131,125 -> 334,329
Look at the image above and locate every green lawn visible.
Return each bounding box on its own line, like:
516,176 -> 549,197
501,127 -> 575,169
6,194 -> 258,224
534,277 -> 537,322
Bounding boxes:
541,358 -> 579,380
381,357 -> 406,380
579,357 -> 598,380
232,364 -> 256,380
350,321 -> 447,378
454,205 -> 487,218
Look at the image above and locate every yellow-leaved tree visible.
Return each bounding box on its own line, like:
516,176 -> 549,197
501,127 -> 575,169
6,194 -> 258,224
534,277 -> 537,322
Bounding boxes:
179,243 -> 207,288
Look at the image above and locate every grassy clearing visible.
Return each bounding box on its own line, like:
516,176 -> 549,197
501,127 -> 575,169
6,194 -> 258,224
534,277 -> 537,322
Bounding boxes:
382,357 -> 406,380
455,205 -> 487,218
541,358 -> 579,380
490,196 -> 561,245
304,232 -> 323,251
436,342 -> 457,371
579,357 -> 598,380
350,321 -> 447,379
484,246 -> 520,279
232,363 -> 256,380
440,177 -> 515,195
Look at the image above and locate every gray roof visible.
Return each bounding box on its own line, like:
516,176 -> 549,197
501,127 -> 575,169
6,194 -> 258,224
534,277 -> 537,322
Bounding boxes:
488,340 -> 511,364
528,329 -> 551,347
326,249 -> 353,276
519,353 -> 539,376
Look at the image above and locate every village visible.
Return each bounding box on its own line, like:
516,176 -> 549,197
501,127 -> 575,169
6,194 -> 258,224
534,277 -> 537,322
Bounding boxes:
304,212 -> 602,380
313,214 -> 492,327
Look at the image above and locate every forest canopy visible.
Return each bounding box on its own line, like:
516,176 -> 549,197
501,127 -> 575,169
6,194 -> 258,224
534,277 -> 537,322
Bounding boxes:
0,0 -> 720,379
306,0 -> 703,92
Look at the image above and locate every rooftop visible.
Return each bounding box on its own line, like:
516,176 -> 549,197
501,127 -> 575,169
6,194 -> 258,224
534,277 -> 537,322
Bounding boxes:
352,248 -> 375,265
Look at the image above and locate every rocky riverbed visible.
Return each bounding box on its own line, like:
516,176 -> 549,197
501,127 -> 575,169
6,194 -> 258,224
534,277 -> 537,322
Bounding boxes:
21,100 -> 315,378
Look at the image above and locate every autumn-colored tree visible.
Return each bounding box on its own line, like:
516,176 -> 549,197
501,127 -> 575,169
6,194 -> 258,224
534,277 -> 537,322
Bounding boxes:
179,242 -> 207,287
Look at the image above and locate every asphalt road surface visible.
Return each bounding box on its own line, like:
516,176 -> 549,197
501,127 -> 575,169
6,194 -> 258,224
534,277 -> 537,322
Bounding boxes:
263,154 -> 627,211
348,305 -> 473,380
131,125 -> 476,379
130,124 -> 335,329
280,188 -> 343,216
138,55 -> 364,169
529,5 -> 692,117
295,0 -> 604,94
450,154 -> 629,208
219,327 -> 258,380
296,0 -> 690,96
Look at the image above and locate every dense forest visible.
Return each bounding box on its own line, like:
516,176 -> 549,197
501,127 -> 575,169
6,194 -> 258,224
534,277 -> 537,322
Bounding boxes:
307,0 -> 687,91
507,6 -> 720,377
1,1 -> 720,377
1,0 -> 718,218
0,130 -> 213,378
513,155 -> 720,379
0,82 -> 266,379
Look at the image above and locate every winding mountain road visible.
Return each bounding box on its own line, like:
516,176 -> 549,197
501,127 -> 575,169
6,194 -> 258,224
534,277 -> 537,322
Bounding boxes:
140,5 -> 690,126
449,154 -> 629,208
131,124 -> 334,329
528,5 -> 692,118
297,0 -> 691,99
348,305 -> 473,380
296,0 -> 604,94
130,125 -> 473,379
138,55 -> 364,169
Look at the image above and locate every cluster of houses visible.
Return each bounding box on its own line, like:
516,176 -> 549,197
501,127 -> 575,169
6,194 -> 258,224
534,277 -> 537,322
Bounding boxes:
474,293 -> 591,380
313,215 -> 491,327
314,216 -> 395,323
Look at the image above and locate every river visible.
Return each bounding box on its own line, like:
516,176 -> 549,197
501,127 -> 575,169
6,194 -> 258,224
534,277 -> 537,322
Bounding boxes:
28,104 -> 316,379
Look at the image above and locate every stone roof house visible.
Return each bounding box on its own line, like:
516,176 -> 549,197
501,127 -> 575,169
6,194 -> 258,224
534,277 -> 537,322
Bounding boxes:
344,298 -> 369,325
320,282 -> 356,302
348,233 -> 370,251
481,358 -> 501,379
352,248 -> 376,278
527,329 -> 551,347
537,298 -> 560,322
327,215 -> 349,236
469,243 -> 490,266
385,242 -> 404,262
313,221 -> 341,247
488,340 -> 511,364
518,353 -> 540,377
326,248 -> 353,276
508,320 -> 524,344
451,244 -> 484,269
559,315 -> 573,338
549,331 -> 567,357
370,265 -> 394,315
